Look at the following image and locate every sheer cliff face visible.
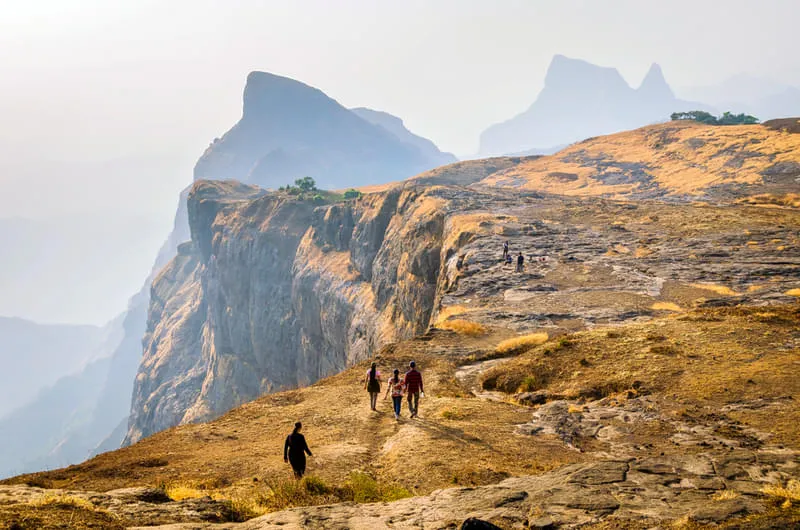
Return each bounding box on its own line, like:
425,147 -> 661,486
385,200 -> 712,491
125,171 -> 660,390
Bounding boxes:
125,182 -> 450,444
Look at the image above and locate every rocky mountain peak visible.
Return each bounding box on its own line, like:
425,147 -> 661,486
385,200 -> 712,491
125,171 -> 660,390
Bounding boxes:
543,54 -> 629,91
638,62 -> 674,99
241,70 -> 342,122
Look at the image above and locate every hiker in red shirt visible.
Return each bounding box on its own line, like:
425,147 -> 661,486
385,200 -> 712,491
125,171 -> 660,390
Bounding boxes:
403,361 -> 424,418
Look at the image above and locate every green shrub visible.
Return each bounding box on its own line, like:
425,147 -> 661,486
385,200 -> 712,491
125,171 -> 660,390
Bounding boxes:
343,188 -> 363,200
671,110 -> 759,125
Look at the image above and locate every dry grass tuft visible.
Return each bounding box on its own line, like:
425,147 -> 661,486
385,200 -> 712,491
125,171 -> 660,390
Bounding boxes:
439,319 -> 487,336
32,494 -> 97,511
785,288 -> 800,297
712,489 -> 740,501
440,406 -> 466,420
690,283 -> 737,296
495,333 -> 549,355
762,479 -> 800,507
165,483 -> 209,501
652,302 -> 682,312
435,305 -> 470,324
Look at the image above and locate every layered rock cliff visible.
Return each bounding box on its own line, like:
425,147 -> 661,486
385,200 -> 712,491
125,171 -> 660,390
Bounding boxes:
125,181 -> 459,443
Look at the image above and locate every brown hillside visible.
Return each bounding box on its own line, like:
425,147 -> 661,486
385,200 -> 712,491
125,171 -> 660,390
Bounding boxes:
2,305 -> 799,528
479,121 -> 800,199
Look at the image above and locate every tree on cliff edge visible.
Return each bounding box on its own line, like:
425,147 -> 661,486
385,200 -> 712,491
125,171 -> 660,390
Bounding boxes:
295,177 -> 317,192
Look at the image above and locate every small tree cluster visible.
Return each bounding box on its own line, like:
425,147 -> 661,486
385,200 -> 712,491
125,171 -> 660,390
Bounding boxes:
671,110 -> 759,125
343,189 -> 363,200
278,177 -> 319,198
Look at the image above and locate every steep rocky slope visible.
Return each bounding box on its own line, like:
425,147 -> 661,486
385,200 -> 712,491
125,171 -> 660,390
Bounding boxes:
478,55 -> 710,155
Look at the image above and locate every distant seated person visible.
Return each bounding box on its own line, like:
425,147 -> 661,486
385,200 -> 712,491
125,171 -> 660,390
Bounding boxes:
505,254 -> 513,265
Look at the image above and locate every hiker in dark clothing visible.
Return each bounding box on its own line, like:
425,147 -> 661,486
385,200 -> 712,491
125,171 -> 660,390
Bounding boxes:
404,361 -> 424,418
364,362 -> 382,411
516,251 -> 524,272
502,241 -> 509,261
284,421 -> 313,479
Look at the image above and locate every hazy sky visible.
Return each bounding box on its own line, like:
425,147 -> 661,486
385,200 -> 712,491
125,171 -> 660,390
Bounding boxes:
1,0 -> 798,323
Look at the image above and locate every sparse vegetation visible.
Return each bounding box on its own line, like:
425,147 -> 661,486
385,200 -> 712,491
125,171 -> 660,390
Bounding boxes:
439,319 -> 487,336
690,283 -> 737,296
32,494 -> 98,511
494,333 -> 549,355
652,302 -> 682,312
343,188 -> 363,200
762,479 -> 800,508
671,110 -> 759,125
712,489 -> 740,501
435,305 -> 470,324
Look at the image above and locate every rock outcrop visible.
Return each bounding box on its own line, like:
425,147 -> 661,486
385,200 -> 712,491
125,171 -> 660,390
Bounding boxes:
478,55 -> 710,155
124,181 -> 457,444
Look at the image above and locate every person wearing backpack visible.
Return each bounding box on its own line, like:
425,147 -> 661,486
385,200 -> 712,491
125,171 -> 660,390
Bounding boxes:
384,368 -> 405,420
364,362 -> 382,411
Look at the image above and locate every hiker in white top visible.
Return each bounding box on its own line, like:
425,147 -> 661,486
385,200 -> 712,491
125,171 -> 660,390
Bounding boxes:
384,368 -> 405,420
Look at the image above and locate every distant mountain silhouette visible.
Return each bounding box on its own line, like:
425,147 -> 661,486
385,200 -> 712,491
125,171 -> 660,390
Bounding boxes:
478,55 -> 710,156
195,72 -> 454,189
679,74 -> 800,120
0,317 -> 110,420
350,107 -> 456,166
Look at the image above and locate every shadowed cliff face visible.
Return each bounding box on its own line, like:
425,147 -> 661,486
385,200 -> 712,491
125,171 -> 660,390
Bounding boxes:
124,182 -> 452,444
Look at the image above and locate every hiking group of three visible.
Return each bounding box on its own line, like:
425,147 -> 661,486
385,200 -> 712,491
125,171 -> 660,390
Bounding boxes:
283,361 -> 424,479
364,360 -> 424,420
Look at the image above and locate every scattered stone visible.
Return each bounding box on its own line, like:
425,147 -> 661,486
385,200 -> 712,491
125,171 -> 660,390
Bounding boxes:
461,518 -> 503,530
528,515 -> 555,529
568,461 -> 628,485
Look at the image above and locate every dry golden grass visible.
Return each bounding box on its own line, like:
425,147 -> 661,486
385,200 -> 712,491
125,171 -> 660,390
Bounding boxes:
651,302 -> 682,312
762,479 -> 800,508
477,305 -> 800,447
786,288 -> 800,297
690,283 -> 737,296
480,122 -> 800,197
165,483 -> 208,501
495,333 -> 549,354
32,494 -> 97,511
435,305 -> 470,325
439,319 -> 487,336
712,489 -> 740,501
634,247 -> 654,258
739,193 -> 800,209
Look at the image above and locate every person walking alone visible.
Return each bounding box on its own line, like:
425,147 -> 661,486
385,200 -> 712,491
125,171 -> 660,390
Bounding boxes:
384,368 -> 405,420
364,362 -> 381,411
403,361 -> 424,418
502,240 -> 509,261
283,421 -> 313,479
516,251 -> 525,273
